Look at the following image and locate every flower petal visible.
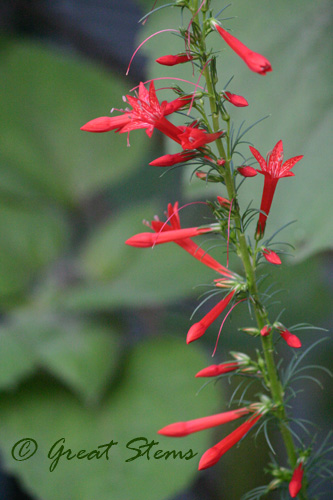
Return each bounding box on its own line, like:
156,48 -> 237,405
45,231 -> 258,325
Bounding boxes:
249,146 -> 267,172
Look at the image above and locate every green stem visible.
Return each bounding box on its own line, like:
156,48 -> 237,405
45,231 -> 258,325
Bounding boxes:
199,27 -> 308,500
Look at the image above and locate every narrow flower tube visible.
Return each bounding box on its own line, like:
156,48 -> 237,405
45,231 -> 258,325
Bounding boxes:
187,290 -> 235,344
156,53 -> 193,66
262,248 -> 281,265
80,115 -> 131,133
277,327 -> 302,348
164,95 -> 193,114
213,23 -> 272,75
125,226 -> 214,247
198,414 -> 263,470
195,362 -> 240,377
289,462 -> 304,498
224,91 -> 249,107
158,408 -> 250,437
150,202 -> 234,278
149,152 -> 197,167
249,141 -> 303,237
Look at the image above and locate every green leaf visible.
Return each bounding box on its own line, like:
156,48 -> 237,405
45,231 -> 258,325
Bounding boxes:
0,36 -> 150,206
0,36 -> 153,303
79,202 -> 158,281
0,337 -> 220,500
0,312 -> 120,404
59,234 -> 227,309
0,205 -> 67,302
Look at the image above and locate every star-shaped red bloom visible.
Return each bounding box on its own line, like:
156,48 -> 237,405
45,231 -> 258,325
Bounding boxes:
249,140 -> 303,237
81,81 -> 183,142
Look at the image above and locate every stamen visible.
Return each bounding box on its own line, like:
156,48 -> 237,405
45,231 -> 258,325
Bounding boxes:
130,77 -> 205,93
152,201 -> 208,249
126,29 -> 179,76
212,299 -> 246,356
141,0 -> 159,25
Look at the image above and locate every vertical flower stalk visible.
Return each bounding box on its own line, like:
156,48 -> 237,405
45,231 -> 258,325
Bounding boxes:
80,3 -> 323,498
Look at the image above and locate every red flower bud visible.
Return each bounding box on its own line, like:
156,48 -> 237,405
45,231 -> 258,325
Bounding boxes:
156,54 -> 193,66
217,158 -> 226,166
198,414 -> 263,470
158,408 -> 249,437
213,24 -> 272,75
224,91 -> 249,107
237,166 -> 258,177
217,196 -> 231,208
150,152 -> 196,167
195,362 -> 239,377
80,115 -> 130,133
289,462 -> 304,498
187,290 -> 235,344
260,325 -> 272,337
277,327 -> 302,348
262,248 -> 282,265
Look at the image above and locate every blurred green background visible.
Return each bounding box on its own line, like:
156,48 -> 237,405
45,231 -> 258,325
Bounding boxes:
0,0 -> 332,499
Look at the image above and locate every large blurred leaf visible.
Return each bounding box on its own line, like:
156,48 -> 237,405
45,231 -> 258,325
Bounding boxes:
79,202 -> 158,281
0,36 -> 152,302
0,36 -> 149,205
0,205 -> 66,302
0,337 -> 220,500
0,312 -> 119,404
139,0 -> 333,260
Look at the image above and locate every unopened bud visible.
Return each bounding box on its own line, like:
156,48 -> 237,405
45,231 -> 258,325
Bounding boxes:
217,196 -> 231,208
240,327 -> 260,336
230,351 -> 250,362
237,166 -> 258,177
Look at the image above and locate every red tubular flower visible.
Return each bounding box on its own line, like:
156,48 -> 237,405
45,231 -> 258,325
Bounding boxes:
289,462 -> 304,498
237,166 -> 258,177
81,82 -> 214,150
149,152 -> 197,167
195,362 -> 240,377
277,327 -> 302,348
125,226 -> 213,247
178,126 -> 224,150
198,413 -> 263,470
224,91 -> 249,107
81,81 -> 183,143
153,202 -> 234,277
262,248 -> 281,265
186,290 -> 236,344
128,202 -> 234,278
156,53 -> 193,66
250,140 -> 303,237
158,408 -> 250,437
213,24 -> 272,75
